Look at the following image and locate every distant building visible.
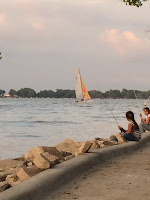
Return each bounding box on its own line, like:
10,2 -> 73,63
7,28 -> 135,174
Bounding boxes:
4,94 -> 11,98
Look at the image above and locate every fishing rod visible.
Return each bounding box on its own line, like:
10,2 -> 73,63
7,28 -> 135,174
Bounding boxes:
105,101 -> 119,126
105,101 -> 126,133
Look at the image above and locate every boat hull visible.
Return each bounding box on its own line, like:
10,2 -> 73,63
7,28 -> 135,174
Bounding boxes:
75,100 -> 93,103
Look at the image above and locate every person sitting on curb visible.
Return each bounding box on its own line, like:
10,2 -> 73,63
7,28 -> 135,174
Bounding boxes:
112,111 -> 141,142
139,107 -> 150,134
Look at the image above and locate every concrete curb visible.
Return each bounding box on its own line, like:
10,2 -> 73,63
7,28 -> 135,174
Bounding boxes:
0,133 -> 150,200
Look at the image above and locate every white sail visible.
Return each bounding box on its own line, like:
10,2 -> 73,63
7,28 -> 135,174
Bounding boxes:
75,68 -> 83,100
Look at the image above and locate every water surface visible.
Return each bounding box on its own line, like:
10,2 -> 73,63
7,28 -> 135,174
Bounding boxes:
0,98 -> 148,159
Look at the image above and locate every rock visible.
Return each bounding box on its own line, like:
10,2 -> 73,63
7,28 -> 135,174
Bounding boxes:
17,166 -> 41,181
75,141 -> 93,156
116,134 -> 125,143
97,141 -> 105,148
33,152 -> 60,170
14,157 -> 25,162
0,168 -> 3,172
24,146 -> 63,162
89,140 -> 100,151
97,140 -> 117,148
0,172 -> 8,182
0,159 -> 25,171
6,174 -> 20,187
64,155 -> 75,161
61,152 -> 72,157
103,141 -> 117,146
27,162 -> 33,166
42,152 -> 60,165
56,139 -> 81,155
95,138 -> 107,141
6,167 -> 20,175
0,181 -> 9,192
33,154 -> 51,170
110,135 -> 116,140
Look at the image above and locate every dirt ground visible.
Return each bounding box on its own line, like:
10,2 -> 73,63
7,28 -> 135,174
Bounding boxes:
49,142 -> 150,200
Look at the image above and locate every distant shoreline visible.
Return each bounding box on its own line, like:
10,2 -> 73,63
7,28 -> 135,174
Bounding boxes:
0,88 -> 150,99
0,97 -> 149,100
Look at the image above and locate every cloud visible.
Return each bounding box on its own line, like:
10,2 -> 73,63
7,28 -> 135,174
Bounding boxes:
101,29 -> 150,58
32,21 -> 44,30
0,13 -> 6,25
15,0 -> 39,12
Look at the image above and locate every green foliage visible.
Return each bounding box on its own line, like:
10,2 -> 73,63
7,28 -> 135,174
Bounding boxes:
17,88 -> 36,98
37,90 -> 55,98
123,0 -> 147,7
89,90 -> 103,98
9,89 -> 17,97
134,90 -> 150,99
122,89 -> 135,99
89,89 -> 150,99
1,88 -> 150,99
104,90 -> 123,99
55,89 -> 76,98
0,89 -> 5,96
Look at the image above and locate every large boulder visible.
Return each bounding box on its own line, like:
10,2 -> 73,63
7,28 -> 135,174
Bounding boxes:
33,154 -> 50,170
0,159 -> 25,171
17,166 -> 41,182
33,152 -> 60,170
6,174 -> 21,187
24,146 -> 63,162
56,139 -> 81,155
0,181 -> 9,192
0,172 -> 8,182
42,152 -> 60,165
89,140 -> 100,151
75,141 -> 92,156
6,167 -> 21,175
116,134 -> 125,143
97,141 -> 105,148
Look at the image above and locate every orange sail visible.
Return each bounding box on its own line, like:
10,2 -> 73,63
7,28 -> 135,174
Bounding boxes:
81,78 -> 91,99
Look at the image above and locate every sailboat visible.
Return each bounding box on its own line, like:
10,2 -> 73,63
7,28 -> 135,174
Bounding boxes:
75,68 -> 92,103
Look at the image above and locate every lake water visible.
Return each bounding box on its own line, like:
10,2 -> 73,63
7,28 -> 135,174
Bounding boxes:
0,98 -> 148,159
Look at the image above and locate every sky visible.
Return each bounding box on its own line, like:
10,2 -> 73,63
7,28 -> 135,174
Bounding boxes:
0,0 -> 150,92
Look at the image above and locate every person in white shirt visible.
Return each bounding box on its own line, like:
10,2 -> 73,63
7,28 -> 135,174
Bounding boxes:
139,107 -> 150,133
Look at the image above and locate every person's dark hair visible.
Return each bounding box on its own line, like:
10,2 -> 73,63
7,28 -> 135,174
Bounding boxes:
143,107 -> 150,113
126,111 -> 138,126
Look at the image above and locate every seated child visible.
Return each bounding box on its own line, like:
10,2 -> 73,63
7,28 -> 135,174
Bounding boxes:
139,107 -> 150,134
113,111 -> 141,142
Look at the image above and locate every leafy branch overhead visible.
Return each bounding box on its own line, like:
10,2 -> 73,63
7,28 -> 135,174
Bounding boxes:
123,0 -> 147,7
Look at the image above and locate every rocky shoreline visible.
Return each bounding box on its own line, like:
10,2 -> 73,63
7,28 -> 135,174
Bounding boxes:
0,136 -> 124,192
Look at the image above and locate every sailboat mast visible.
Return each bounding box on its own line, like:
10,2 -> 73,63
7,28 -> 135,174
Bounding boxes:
75,68 -> 84,100
78,68 -> 84,99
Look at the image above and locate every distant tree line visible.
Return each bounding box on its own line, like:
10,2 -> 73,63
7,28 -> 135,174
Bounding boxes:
7,88 -> 76,98
89,89 -> 150,99
0,88 -> 150,99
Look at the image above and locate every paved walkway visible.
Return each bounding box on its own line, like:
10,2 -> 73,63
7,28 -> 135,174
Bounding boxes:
49,142 -> 150,200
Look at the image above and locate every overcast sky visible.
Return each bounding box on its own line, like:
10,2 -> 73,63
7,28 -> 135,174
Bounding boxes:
0,0 -> 150,92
